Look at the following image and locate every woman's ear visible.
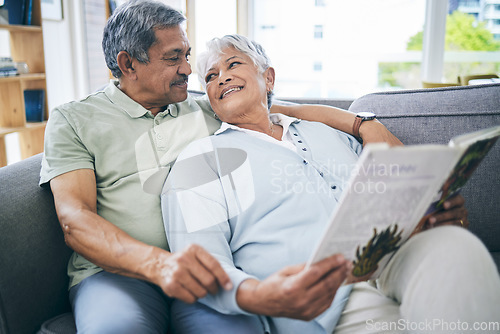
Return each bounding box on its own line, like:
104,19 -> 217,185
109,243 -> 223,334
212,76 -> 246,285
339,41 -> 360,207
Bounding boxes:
117,51 -> 137,79
265,67 -> 276,92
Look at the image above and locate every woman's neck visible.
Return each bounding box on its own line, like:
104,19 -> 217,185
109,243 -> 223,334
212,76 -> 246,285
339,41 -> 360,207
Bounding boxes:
235,117 -> 283,141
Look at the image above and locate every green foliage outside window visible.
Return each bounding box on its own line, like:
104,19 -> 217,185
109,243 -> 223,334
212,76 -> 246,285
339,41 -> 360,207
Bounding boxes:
379,11 -> 500,89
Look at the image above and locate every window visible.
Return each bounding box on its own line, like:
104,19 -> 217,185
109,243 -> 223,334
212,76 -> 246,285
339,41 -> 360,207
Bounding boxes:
182,0 -> 500,98
314,25 -> 323,39
457,0 -> 480,7
253,0 -> 427,99
441,8 -> 500,84
187,0 -> 237,90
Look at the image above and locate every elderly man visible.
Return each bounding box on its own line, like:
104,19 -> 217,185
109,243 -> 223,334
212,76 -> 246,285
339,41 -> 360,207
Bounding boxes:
40,1 -> 408,333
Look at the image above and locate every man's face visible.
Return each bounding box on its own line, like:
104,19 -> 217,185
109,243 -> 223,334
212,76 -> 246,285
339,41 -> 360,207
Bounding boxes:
133,25 -> 191,108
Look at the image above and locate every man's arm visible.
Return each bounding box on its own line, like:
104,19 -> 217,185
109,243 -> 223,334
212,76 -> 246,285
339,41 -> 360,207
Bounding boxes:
50,169 -> 232,303
271,104 -> 403,146
236,255 -> 351,320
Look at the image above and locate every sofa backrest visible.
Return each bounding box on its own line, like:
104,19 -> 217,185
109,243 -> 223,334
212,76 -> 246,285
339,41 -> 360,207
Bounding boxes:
347,83 -> 500,268
0,154 -> 72,334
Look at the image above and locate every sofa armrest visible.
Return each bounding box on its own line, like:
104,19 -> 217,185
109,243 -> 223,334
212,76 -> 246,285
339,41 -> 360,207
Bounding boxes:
0,154 -> 73,334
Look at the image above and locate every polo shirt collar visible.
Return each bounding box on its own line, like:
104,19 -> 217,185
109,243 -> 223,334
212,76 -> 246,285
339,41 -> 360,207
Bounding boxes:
215,113 -> 300,136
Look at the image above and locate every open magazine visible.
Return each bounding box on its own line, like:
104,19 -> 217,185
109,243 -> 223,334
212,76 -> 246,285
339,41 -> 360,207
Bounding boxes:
307,125 -> 500,283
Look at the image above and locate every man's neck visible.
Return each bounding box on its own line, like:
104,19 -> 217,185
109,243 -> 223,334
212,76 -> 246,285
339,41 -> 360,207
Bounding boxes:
117,81 -> 169,116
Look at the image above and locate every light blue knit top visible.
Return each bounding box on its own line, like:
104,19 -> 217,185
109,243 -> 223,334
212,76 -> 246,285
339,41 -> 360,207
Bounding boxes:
162,116 -> 362,333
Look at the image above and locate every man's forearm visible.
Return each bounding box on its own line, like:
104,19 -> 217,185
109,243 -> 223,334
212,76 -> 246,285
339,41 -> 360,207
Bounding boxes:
50,169 -> 231,302
58,205 -> 167,283
50,169 -> 168,284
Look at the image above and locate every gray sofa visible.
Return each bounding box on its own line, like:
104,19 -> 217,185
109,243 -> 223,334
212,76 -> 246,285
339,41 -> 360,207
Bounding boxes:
0,83 -> 498,334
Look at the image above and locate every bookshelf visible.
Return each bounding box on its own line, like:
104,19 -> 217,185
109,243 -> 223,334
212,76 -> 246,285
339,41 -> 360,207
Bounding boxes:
0,0 -> 47,167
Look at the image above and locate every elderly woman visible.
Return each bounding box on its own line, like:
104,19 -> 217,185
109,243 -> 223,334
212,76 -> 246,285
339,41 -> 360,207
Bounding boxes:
161,35 -> 500,334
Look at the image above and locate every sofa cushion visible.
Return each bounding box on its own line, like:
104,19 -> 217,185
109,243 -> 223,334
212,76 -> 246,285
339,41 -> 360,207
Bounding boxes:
348,83 -> 500,270
0,154 -> 73,334
37,313 -> 76,334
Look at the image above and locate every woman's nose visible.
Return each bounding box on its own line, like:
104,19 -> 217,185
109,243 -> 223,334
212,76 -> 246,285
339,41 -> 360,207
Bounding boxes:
218,72 -> 232,85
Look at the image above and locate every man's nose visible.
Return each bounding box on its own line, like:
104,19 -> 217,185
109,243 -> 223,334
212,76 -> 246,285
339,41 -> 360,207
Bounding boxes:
178,58 -> 192,76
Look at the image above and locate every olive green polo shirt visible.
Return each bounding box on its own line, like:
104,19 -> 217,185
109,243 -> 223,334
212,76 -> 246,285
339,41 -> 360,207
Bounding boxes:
40,81 -> 221,288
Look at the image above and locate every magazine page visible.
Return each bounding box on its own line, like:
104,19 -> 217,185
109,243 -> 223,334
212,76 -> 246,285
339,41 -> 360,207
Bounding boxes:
307,144 -> 460,282
412,125 -> 500,234
439,125 -> 500,208
449,125 -> 500,149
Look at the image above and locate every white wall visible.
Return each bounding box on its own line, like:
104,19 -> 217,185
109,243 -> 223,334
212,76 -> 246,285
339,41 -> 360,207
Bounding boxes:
42,0 -> 85,112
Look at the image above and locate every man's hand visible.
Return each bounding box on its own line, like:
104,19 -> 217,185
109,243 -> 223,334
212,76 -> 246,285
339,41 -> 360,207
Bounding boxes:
424,194 -> 469,230
236,254 -> 350,321
155,244 -> 232,304
359,120 -> 403,147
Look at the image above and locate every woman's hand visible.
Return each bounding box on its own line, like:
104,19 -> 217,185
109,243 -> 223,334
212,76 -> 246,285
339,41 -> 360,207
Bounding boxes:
236,254 -> 350,320
423,194 -> 469,230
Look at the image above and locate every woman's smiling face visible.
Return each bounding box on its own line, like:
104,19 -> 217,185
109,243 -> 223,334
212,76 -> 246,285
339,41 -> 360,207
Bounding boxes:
204,47 -> 274,125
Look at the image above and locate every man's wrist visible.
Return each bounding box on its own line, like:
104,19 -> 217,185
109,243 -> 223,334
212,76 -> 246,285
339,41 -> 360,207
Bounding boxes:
140,246 -> 172,284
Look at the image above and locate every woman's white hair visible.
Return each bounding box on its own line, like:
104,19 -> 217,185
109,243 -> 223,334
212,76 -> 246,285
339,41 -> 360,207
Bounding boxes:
197,34 -> 272,90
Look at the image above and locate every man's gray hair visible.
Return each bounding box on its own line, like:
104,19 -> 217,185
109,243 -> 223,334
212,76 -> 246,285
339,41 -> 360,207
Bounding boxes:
197,34 -> 273,108
102,0 -> 186,78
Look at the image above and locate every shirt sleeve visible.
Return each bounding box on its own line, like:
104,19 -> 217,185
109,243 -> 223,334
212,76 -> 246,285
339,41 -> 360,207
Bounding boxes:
40,107 -> 94,186
161,138 -> 256,316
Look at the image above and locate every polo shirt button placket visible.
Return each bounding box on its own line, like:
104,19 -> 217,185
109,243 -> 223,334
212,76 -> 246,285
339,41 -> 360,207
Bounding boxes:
156,133 -> 165,149
293,133 -> 307,152
153,116 -> 167,149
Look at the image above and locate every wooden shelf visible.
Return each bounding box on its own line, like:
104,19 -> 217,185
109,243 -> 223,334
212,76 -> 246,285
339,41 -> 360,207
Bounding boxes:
0,122 -> 47,137
0,0 -> 46,167
0,24 -> 42,32
0,73 -> 46,83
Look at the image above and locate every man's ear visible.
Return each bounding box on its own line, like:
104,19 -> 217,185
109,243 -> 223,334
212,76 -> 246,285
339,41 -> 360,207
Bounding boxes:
117,51 -> 136,78
265,67 -> 275,91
